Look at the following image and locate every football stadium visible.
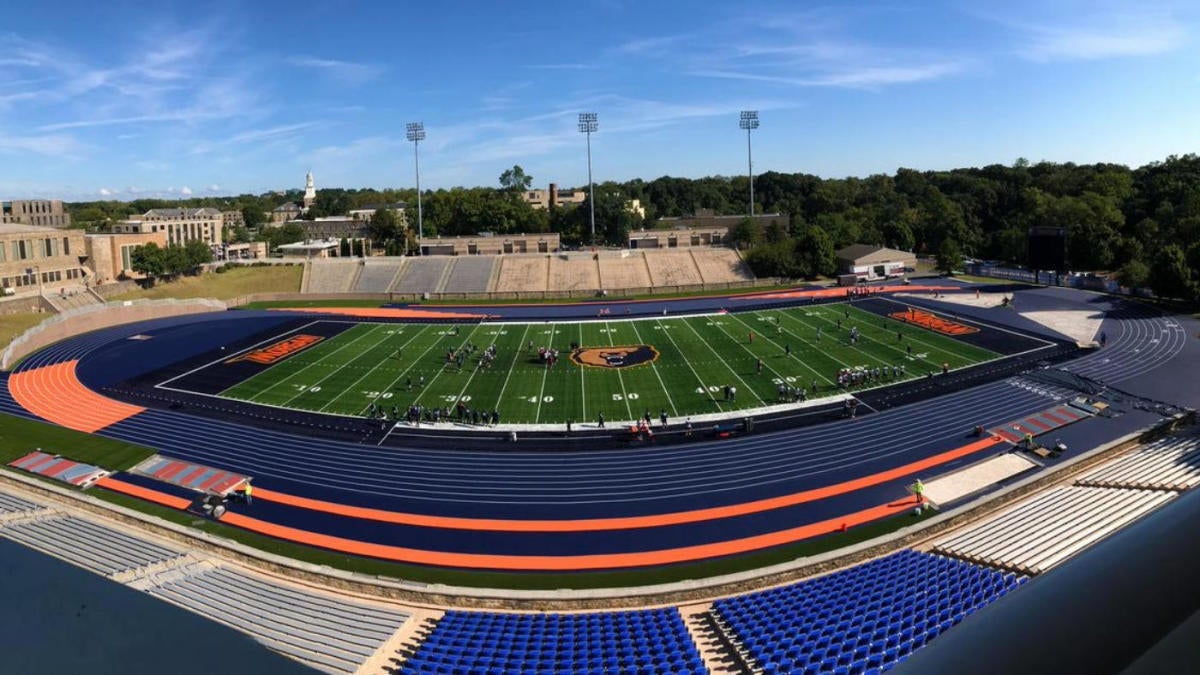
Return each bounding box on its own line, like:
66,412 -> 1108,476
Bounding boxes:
4,266 -> 1200,674
7,5 -> 1200,674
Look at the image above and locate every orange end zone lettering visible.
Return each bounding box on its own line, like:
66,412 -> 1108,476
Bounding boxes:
889,310 -> 979,336
226,334 -> 324,365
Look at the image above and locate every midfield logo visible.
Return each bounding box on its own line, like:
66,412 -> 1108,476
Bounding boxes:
225,334 -> 324,365
570,345 -> 660,369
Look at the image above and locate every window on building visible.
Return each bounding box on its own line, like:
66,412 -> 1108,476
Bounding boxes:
17,239 -> 30,260
121,246 -> 132,271
62,237 -> 70,255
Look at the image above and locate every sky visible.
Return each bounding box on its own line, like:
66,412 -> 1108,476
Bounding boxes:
2,0 -> 1199,201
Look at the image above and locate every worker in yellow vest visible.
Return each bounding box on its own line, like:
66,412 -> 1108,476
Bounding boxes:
913,479 -> 925,512
240,481 -> 253,506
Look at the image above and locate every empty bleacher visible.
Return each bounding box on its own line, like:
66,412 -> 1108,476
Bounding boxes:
0,514 -> 183,577
646,250 -> 704,287
1076,434 -> 1200,491
353,261 -> 405,293
598,253 -> 652,289
391,256 -> 451,294
932,486 -> 1175,575
0,489 -> 44,515
495,256 -> 549,292
547,255 -> 598,292
712,550 -> 1025,674
150,566 -> 409,674
441,255 -> 496,293
691,248 -> 755,284
305,260 -> 360,293
395,608 -> 707,675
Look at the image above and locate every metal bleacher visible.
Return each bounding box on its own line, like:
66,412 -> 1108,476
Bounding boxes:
391,256 -> 450,294
353,261 -> 405,293
305,260 -> 359,293
441,255 -> 496,293
149,566 -> 409,674
932,486 -> 1175,575
711,550 -> 1025,674
0,489 -> 44,515
395,608 -> 707,675
1076,433 -> 1200,491
0,514 -> 183,577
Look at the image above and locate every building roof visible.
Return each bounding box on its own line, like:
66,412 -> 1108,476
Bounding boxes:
835,244 -> 915,263
0,222 -> 64,235
273,202 -> 302,212
143,208 -> 222,218
277,239 -> 339,251
352,202 -> 407,211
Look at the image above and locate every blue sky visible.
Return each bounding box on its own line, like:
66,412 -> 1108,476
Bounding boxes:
2,0 -> 1199,200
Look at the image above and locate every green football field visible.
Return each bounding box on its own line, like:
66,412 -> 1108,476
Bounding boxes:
216,304 -> 999,424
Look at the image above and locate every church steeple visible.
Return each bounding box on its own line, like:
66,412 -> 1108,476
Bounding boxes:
303,170 -> 316,210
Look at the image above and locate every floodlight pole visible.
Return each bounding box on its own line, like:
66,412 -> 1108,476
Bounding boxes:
578,113 -> 598,246
740,110 -> 759,218
406,122 -> 426,256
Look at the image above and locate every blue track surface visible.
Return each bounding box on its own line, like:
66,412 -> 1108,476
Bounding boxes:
2,284 -> 1195,567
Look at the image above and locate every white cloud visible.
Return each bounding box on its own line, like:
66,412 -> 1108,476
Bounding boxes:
98,187 -> 113,196
693,62 -> 965,89
286,56 -> 382,85
179,186 -> 192,195
974,4 -> 1189,62
1021,22 -> 1186,61
0,133 -> 83,157
207,184 -> 221,192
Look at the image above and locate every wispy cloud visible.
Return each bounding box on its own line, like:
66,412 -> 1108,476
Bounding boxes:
287,56 -> 382,85
1019,19 -> 1184,61
0,133 -> 82,157
693,62 -> 965,89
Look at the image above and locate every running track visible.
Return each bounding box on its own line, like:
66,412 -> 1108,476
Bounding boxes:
1,286 -> 1191,571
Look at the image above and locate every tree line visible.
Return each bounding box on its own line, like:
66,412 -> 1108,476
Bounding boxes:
67,154 -> 1200,300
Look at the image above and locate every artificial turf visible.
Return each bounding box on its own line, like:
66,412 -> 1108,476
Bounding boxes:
214,303 -> 998,424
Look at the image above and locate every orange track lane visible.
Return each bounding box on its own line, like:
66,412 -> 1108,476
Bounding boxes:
98,475 -> 921,570
8,360 -> 145,433
272,307 -> 493,320
254,436 -> 1002,532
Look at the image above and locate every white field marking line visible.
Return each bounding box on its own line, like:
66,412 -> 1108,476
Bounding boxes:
448,323 -> 522,417
492,323 -> 532,418
366,325 -> 467,411
253,324 -> 395,405
724,311 -> 837,386
628,318 -> 679,417
156,319 -> 324,388
796,306 -> 945,372
653,317 -> 724,413
319,325 -> 433,414
484,311 -> 723,327
840,303 -> 983,364
854,301 -> 1020,364
678,316 -> 765,405
534,322 -> 556,422
775,308 -> 899,371
411,323 -> 488,408
579,323 -> 587,422
264,323 -> 393,408
880,294 -> 1056,346
702,315 -> 793,392
602,320 -> 636,421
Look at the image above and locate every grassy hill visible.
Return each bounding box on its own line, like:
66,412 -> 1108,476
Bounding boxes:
108,265 -> 302,302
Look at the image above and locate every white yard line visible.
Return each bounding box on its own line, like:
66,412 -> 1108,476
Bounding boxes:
534,322 -> 555,422
411,324 -> 487,408
653,318 -> 724,413
157,319 -> 324,388
317,325 -> 432,414
723,311 -> 837,386
578,323 -> 587,421
798,306 -> 953,369
355,325 -> 462,415
679,317 -> 764,405
492,324 -> 531,414
603,321 -> 637,421
629,319 -> 679,417
270,324 -> 396,407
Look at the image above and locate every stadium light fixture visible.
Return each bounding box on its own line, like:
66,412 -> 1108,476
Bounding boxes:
578,112 -> 598,246
740,110 -> 759,218
406,122 -> 426,255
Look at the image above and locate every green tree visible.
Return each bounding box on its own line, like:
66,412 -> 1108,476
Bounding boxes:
1116,259 -> 1150,289
499,165 -> 533,193
729,217 -> 763,250
340,238 -> 351,257
1149,244 -> 1194,300
183,240 -> 213,271
130,243 -> 165,279
936,238 -> 963,275
241,206 -> 266,230
793,225 -> 835,278
369,208 -> 401,243
764,219 -> 789,244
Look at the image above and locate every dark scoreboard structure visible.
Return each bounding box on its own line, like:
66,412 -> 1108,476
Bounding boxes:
1027,226 -> 1067,272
